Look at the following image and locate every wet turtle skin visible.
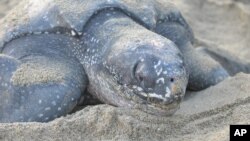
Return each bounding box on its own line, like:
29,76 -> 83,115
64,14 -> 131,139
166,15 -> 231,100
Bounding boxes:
0,0 -> 248,122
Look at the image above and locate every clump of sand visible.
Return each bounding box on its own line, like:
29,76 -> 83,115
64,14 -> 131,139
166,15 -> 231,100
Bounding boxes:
11,57 -> 69,86
0,0 -> 250,140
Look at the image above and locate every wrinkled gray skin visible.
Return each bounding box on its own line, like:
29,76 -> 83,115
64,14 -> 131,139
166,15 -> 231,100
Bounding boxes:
0,0 -> 249,123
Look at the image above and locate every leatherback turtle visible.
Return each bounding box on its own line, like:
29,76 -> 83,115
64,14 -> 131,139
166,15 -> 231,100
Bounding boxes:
0,0 -> 249,122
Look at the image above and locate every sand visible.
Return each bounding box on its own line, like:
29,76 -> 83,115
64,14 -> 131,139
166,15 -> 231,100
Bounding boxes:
11,57 -> 69,86
0,0 -> 250,140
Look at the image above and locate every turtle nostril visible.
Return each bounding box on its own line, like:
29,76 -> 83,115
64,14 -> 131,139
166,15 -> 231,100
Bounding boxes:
170,78 -> 175,83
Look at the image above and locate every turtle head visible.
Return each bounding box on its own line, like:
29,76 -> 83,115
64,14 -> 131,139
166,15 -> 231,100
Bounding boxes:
88,34 -> 188,116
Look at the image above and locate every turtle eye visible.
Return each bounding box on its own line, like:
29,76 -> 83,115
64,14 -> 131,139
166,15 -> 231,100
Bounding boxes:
133,61 -> 140,80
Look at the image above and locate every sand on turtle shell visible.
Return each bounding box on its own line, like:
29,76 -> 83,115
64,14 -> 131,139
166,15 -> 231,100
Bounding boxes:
0,0 -> 250,140
11,57 -> 69,86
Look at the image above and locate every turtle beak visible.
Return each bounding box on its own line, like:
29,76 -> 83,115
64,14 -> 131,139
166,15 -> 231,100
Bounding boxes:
132,53 -> 187,102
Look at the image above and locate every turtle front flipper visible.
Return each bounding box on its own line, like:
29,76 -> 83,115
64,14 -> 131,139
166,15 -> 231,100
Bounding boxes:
0,34 -> 87,122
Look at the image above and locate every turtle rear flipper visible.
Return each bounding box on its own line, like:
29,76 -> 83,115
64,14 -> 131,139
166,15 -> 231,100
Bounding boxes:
184,47 -> 230,91
0,35 -> 87,122
196,46 -> 250,76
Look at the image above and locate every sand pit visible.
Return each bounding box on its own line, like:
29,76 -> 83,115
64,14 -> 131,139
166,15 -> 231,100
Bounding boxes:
0,0 -> 250,140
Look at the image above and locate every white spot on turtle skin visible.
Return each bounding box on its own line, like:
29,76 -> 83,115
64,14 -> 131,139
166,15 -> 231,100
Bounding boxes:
56,95 -> 60,99
133,85 -> 172,101
158,20 -> 163,24
139,92 -> 167,101
42,15 -> 49,21
50,24 -> 55,27
3,83 -> 8,87
156,67 -> 163,76
91,37 -> 94,42
165,87 -> 171,98
58,107 -> 62,111
78,32 -> 83,36
106,13 -> 111,17
137,87 -> 143,92
52,101 -> 56,106
71,98 -> 74,101
163,71 -> 168,75
38,100 -> 42,104
156,78 -> 165,84
45,107 -> 51,111
143,17 -> 148,21
71,30 -> 77,36
154,60 -> 161,69
45,117 -> 49,121
38,114 -> 44,118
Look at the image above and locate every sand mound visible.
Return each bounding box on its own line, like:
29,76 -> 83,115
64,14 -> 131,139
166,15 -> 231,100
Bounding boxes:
0,0 -> 250,140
